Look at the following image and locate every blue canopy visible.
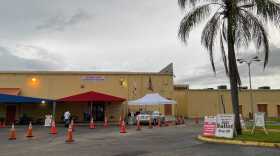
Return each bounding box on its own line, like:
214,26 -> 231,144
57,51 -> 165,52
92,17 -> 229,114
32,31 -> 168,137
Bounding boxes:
0,94 -> 53,104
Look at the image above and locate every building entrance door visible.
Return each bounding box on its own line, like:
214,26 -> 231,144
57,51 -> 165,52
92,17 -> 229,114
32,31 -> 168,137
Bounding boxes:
257,104 -> 268,117
164,104 -> 172,115
92,104 -> 104,121
6,105 -> 16,124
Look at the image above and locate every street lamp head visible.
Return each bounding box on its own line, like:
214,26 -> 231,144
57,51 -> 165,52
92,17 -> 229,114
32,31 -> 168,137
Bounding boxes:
237,59 -> 244,63
252,56 -> 261,62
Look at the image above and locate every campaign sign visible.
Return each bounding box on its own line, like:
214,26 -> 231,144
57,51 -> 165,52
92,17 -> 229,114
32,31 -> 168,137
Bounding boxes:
203,116 -> 216,137
215,114 -> 235,138
254,112 -> 265,127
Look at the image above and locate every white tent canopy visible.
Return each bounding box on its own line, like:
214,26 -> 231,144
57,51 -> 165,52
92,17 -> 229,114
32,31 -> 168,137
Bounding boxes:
128,93 -> 176,105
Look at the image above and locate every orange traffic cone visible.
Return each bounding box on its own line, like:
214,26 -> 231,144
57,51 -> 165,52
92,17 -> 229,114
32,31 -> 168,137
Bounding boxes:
26,122 -> 34,138
103,116 -> 109,128
89,118 -> 96,129
50,120 -> 57,134
120,120 -> 126,133
157,118 -> 161,128
70,119 -> 75,131
8,124 -> 16,140
3,121 -> 6,128
65,125 -> 74,143
148,117 -> 153,129
136,118 -> 141,131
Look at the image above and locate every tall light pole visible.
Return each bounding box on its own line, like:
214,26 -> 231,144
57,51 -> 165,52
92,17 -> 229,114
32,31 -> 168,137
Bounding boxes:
237,56 -> 261,119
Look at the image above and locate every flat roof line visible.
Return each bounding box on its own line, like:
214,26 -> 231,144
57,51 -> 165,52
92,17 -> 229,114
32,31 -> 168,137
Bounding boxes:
0,70 -> 172,76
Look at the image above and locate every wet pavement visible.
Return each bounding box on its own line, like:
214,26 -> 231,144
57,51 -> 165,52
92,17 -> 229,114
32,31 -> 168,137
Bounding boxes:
0,123 -> 279,156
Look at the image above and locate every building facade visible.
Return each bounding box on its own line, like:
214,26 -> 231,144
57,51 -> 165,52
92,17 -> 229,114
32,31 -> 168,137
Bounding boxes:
0,66 -> 174,124
174,85 -> 280,118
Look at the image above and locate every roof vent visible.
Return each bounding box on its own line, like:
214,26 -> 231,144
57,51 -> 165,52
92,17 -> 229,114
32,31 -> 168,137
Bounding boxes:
258,86 -> 271,90
217,85 -> 227,89
239,86 -> 248,90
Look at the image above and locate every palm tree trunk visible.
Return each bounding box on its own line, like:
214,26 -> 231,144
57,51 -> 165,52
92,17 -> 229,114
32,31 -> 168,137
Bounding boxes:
227,10 -> 242,135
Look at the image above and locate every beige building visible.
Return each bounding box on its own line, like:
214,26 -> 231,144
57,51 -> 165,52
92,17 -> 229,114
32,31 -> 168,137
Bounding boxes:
0,64 -> 174,124
174,85 -> 280,119
1,62 -> 279,125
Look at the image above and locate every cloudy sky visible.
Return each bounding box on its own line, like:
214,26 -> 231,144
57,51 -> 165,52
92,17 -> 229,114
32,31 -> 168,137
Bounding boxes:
0,0 -> 280,89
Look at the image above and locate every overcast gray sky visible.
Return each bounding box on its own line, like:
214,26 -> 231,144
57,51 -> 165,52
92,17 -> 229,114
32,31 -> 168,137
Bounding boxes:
0,0 -> 280,89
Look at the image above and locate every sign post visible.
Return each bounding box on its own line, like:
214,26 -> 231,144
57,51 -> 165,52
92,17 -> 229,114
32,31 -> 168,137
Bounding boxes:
215,114 -> 235,138
251,112 -> 268,135
240,114 -> 246,130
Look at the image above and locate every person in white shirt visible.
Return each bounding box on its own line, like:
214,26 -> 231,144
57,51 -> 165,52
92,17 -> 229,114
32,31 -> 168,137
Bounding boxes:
64,110 -> 71,127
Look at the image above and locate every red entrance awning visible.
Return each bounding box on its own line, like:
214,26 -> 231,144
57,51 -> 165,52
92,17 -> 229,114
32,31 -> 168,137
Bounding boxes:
56,91 -> 126,103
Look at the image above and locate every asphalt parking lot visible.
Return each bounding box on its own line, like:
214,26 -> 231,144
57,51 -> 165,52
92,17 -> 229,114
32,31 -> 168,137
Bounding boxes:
0,123 -> 279,156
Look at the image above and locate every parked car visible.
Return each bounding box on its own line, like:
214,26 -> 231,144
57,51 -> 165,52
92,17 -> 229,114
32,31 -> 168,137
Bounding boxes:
136,111 -> 165,125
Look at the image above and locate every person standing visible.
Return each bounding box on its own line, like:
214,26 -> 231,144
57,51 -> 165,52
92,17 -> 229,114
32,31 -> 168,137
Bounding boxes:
64,110 -> 71,127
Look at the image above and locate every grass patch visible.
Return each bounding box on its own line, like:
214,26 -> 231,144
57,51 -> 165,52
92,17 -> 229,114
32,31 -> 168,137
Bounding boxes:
246,124 -> 280,130
267,118 -> 280,122
209,131 -> 280,143
265,124 -> 280,130
211,130 -> 280,143
235,131 -> 280,143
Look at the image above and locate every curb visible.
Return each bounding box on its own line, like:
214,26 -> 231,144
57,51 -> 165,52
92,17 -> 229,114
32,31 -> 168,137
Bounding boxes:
197,135 -> 280,148
244,129 -> 280,133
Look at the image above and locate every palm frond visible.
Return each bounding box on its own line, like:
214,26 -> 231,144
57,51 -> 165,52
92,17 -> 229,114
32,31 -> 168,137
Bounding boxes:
178,4 -> 212,43
178,0 -> 222,9
201,12 -> 223,73
240,9 -> 270,68
254,0 -> 280,26
235,9 -> 252,49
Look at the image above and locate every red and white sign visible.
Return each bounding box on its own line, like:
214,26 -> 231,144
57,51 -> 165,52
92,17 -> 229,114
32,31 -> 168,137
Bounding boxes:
203,116 -> 216,137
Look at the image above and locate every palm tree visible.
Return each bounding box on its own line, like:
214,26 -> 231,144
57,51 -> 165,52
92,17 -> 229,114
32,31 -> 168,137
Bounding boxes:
178,0 -> 280,135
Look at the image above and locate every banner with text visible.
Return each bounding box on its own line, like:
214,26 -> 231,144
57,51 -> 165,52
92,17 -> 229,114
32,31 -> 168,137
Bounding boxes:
203,116 -> 217,137
215,114 -> 235,138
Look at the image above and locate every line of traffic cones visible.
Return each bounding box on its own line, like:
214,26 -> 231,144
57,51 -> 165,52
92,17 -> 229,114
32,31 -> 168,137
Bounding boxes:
157,118 -> 161,128
0,121 -> 6,128
70,120 -> 75,131
119,115 -> 122,128
104,116 -> 109,128
65,124 -> 74,143
119,120 -> 126,133
8,124 -> 16,140
136,117 -> 141,131
50,120 -> 57,135
89,117 -> 96,129
26,122 -> 34,138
